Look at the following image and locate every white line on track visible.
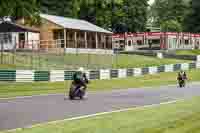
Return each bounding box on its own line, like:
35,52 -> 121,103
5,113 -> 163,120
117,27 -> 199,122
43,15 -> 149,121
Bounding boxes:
4,98 -> 184,133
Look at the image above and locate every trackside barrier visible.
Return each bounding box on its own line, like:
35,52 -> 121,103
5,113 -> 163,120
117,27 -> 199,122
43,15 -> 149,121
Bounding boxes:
0,62 -> 199,82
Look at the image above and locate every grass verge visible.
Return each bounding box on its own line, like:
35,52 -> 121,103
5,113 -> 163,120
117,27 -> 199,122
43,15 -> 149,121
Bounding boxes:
0,69 -> 200,98
2,96 -> 200,133
0,53 -> 190,70
176,50 -> 200,55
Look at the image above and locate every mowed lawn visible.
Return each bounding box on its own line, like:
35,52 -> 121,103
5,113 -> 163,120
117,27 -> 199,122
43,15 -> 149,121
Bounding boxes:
2,96 -> 200,133
0,69 -> 200,98
0,53 -> 190,70
176,50 -> 200,55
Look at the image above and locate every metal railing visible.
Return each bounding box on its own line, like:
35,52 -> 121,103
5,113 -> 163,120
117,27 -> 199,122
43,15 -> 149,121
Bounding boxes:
0,38 -> 117,70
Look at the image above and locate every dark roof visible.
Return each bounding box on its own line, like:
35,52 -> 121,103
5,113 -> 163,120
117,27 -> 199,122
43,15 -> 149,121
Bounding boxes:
0,21 -> 39,33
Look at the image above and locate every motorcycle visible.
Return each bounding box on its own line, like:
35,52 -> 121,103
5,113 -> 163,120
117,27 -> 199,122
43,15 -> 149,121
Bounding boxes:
69,82 -> 86,100
178,79 -> 186,88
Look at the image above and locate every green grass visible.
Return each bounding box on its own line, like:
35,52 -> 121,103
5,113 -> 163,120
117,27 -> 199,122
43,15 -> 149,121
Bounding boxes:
0,53 -> 189,70
1,69 -> 200,98
111,54 -> 189,68
3,96 -> 200,133
176,50 -> 200,55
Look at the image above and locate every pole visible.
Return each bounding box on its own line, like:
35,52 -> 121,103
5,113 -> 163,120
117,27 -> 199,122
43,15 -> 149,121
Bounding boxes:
13,37 -> 17,65
0,40 -> 3,64
64,29 -> 67,55
64,29 -> 67,69
31,40 -> 34,69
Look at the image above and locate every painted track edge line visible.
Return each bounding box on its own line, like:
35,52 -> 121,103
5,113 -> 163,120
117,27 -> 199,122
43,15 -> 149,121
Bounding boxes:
4,99 -> 184,133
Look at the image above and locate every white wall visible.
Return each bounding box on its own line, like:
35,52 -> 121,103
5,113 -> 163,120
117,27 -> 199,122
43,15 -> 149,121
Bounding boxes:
28,32 -> 40,41
0,33 -> 16,50
65,48 -> 114,55
27,32 -> 40,49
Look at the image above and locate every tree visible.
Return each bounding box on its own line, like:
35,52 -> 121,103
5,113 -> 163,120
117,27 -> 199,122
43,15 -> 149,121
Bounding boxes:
40,0 -> 78,18
0,0 -> 40,24
79,0 -> 96,24
161,20 -> 182,32
150,0 -> 188,32
40,0 -> 149,33
184,0 -> 200,32
112,0 -> 148,32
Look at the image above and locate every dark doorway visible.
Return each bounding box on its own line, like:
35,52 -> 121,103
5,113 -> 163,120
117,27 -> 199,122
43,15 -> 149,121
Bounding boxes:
19,33 -> 25,48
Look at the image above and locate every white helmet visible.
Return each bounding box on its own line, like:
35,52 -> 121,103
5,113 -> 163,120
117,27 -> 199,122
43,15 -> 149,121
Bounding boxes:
78,67 -> 84,72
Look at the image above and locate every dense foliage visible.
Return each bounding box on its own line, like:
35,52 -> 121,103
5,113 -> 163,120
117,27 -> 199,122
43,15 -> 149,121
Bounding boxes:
40,0 -> 149,33
149,0 -> 190,32
1,0 -> 200,33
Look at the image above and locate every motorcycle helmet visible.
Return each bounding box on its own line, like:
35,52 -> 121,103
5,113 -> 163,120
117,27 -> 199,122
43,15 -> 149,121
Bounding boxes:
78,67 -> 84,72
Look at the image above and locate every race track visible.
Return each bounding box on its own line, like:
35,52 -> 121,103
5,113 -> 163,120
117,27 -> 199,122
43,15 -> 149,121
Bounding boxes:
1,83 -> 200,131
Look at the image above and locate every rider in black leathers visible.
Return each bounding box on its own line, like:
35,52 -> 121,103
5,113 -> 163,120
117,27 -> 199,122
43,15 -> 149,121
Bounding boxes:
70,67 -> 89,98
177,70 -> 187,87
72,69 -> 89,91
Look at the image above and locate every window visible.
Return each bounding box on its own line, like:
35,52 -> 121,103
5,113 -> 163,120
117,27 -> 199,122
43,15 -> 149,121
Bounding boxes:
151,39 -> 160,45
115,40 -> 119,43
120,40 -> 124,44
185,40 -> 189,45
128,40 -> 132,46
53,30 -> 64,40
0,33 -> 12,43
137,40 -> 142,45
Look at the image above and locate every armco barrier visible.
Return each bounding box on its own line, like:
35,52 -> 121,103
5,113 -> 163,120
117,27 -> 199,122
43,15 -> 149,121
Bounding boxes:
50,70 -> 64,82
110,69 -> 118,78
189,62 -> 196,69
142,67 -> 149,75
34,71 -> 50,81
0,62 -> 199,82
157,66 -> 165,73
89,70 -> 100,80
133,68 -> 142,76
100,69 -> 110,80
0,70 -> 16,81
16,70 -> 34,82
64,71 -> 76,80
127,68 -> 134,77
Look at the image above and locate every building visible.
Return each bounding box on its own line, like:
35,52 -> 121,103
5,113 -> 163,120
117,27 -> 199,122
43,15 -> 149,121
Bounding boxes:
112,32 -> 200,51
17,14 -> 113,54
0,21 -> 39,50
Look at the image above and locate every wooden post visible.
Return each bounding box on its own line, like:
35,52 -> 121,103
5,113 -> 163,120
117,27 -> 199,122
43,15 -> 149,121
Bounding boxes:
74,31 -> 78,55
64,29 -> 67,48
31,40 -> 34,69
101,34 -> 105,49
64,29 -> 67,54
95,32 -> 98,49
0,40 -> 3,64
74,31 -> 77,48
13,37 -> 17,64
103,35 -> 108,49
84,32 -> 88,48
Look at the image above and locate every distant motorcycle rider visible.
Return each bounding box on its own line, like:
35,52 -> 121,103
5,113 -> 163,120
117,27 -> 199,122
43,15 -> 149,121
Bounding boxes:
177,70 -> 187,87
72,67 -> 89,92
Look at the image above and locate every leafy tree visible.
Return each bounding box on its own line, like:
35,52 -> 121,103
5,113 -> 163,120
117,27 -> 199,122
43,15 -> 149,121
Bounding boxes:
79,0 -> 96,24
0,0 -> 40,24
161,20 -> 182,32
184,0 -> 200,32
40,0 -> 148,33
40,0 -> 78,18
150,0 -> 188,32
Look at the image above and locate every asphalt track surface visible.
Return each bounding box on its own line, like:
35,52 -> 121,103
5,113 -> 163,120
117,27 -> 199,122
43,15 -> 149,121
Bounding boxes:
0,83 -> 200,131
